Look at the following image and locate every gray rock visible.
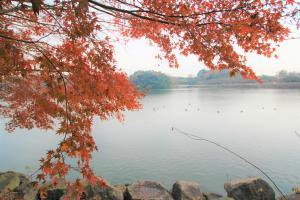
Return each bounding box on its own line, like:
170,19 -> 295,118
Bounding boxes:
45,180 -> 123,200
114,184 -> 127,194
37,180 -> 67,200
0,171 -> 21,193
0,171 -> 36,199
16,173 -> 35,195
44,188 -> 65,200
23,189 -> 38,200
84,183 -> 124,200
172,181 -> 202,200
125,180 -> 173,200
224,177 -> 275,200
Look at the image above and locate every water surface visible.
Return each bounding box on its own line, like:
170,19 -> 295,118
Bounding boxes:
1,87 -> 300,195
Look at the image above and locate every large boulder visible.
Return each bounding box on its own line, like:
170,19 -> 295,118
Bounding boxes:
15,173 -> 37,200
84,183 -> 124,200
171,181 -> 203,200
0,171 -> 37,199
59,181 -> 124,200
114,184 -> 127,194
0,171 -> 21,194
125,180 -> 173,200
224,177 -> 275,200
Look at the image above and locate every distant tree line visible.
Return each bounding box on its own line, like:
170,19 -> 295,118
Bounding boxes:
130,71 -> 172,90
175,69 -> 300,85
130,69 -> 300,89
276,70 -> 300,82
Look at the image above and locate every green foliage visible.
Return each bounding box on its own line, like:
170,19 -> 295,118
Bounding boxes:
130,71 -> 172,90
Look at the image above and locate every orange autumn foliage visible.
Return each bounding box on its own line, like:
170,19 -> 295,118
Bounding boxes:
0,0 -> 299,197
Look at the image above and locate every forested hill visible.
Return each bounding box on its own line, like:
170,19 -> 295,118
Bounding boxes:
130,70 -> 300,89
130,71 -> 172,90
196,69 -> 300,83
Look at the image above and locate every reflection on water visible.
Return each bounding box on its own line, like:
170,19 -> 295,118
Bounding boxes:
1,87 -> 300,195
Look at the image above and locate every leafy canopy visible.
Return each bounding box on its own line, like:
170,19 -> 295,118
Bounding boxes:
130,71 -> 172,90
0,0 -> 299,196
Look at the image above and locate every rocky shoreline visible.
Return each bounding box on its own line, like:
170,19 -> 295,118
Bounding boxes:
0,171 -> 299,200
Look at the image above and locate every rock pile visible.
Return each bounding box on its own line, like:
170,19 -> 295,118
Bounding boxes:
0,171 -> 297,200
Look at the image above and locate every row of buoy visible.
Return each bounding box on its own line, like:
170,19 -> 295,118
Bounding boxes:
152,106 -> 278,113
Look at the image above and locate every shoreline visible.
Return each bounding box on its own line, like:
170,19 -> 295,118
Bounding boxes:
0,171 -> 299,200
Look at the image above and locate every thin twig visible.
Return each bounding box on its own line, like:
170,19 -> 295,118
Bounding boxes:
295,131 -> 300,139
30,167 -> 41,180
171,126 -> 287,199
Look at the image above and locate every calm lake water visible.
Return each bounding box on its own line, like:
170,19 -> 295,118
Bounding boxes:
1,87 -> 300,195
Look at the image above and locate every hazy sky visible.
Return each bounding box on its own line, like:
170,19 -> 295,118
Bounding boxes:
114,37 -> 300,77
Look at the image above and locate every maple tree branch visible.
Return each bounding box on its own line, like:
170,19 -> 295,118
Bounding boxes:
89,4 -> 117,17
33,46 -> 71,182
43,8 -> 64,30
88,0 -> 179,25
3,13 -> 58,27
113,0 -> 253,19
0,34 -> 36,44
35,46 -> 70,130
0,33 -> 62,53
0,4 -> 22,15
88,0 -> 255,28
88,0 -> 273,24
0,31 -> 72,171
